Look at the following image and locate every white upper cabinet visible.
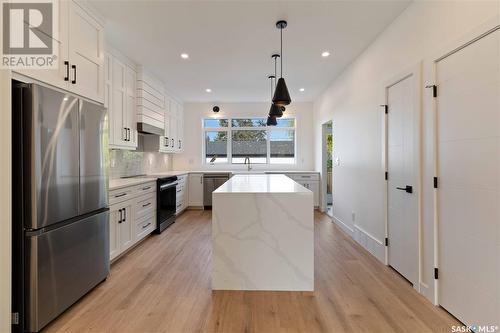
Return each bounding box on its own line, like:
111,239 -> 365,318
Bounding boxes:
106,49 -> 138,150
68,1 -> 105,103
14,1 -> 104,103
161,97 -> 184,154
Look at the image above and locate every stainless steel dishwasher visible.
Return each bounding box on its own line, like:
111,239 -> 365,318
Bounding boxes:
203,173 -> 230,209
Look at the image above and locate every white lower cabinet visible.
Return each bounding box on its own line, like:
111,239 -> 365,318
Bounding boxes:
176,174 -> 188,214
284,173 -> 320,208
188,173 -> 204,207
109,181 -> 156,261
109,202 -> 133,261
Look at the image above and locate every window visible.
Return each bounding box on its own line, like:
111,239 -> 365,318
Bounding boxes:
203,117 -> 296,165
205,131 -> 228,163
232,130 -> 267,164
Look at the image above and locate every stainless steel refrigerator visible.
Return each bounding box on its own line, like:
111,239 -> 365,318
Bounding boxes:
12,82 -> 110,332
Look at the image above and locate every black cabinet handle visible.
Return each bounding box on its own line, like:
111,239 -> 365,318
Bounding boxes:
142,186 -> 151,190
166,137 -> 169,147
118,208 -> 123,223
114,193 -> 126,198
172,138 -> 174,147
127,128 -> 131,141
64,61 -> 69,81
142,202 -> 151,208
123,208 -> 126,222
178,140 -> 181,149
71,65 -> 76,84
142,222 -> 151,229
396,185 -> 413,193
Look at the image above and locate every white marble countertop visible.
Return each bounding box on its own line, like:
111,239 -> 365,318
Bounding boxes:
109,170 -> 319,191
109,177 -> 157,190
214,174 -> 311,194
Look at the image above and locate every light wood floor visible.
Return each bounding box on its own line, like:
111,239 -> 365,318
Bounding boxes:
45,210 -> 458,333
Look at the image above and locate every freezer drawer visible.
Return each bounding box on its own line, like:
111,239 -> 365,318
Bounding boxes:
25,210 -> 109,332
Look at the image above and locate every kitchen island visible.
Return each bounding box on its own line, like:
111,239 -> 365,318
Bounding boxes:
212,174 -> 314,291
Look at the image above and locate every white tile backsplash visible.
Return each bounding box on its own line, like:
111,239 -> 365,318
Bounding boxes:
110,149 -> 171,179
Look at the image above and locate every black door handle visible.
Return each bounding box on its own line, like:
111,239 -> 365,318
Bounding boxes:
396,185 -> 413,193
64,61 -> 69,81
71,65 -> 76,84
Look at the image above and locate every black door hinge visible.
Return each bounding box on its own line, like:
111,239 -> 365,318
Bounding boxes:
385,172 -> 388,180
433,177 -> 438,189
385,237 -> 389,246
426,85 -> 438,98
380,104 -> 388,114
434,268 -> 439,279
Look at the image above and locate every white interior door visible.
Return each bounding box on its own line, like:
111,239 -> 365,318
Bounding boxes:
436,28 -> 500,327
387,74 -> 419,286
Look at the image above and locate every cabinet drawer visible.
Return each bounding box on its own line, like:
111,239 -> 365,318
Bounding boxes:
289,173 -> 319,181
109,187 -> 134,205
136,213 -> 155,241
134,181 -> 156,196
136,194 -> 156,220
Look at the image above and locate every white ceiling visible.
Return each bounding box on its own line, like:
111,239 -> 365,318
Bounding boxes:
88,0 -> 411,103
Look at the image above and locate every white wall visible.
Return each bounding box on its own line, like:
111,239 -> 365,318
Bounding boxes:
0,69 -> 12,331
313,0 -> 499,302
173,102 -> 314,171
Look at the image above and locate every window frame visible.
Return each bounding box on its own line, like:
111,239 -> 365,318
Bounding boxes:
202,116 -> 297,166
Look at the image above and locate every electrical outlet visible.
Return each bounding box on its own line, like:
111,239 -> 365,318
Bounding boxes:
351,211 -> 355,222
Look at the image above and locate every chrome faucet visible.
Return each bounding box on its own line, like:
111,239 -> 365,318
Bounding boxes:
244,156 -> 252,171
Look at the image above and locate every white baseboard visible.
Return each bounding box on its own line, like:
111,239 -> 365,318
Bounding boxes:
332,215 -> 354,235
353,224 -> 385,263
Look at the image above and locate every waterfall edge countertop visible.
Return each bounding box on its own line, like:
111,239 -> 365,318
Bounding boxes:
214,174 -> 311,193
212,174 -> 314,291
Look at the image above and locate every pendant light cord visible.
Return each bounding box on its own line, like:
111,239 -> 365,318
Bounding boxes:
274,56 -> 277,89
270,76 -> 273,99
280,27 -> 283,78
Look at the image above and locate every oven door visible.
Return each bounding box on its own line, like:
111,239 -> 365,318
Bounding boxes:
158,183 -> 176,227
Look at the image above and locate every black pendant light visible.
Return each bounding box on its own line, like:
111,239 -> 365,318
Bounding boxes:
272,20 -> 291,107
269,54 -> 283,118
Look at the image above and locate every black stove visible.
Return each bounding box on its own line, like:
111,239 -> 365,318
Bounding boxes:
155,176 -> 178,233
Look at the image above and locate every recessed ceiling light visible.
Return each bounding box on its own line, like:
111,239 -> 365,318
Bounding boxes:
321,51 -> 330,57
180,53 -> 189,59
299,88 -> 305,92
205,88 -> 212,93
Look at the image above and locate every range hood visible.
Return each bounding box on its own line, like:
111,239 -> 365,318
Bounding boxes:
137,122 -> 164,136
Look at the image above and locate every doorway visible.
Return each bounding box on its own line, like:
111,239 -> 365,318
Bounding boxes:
322,121 -> 333,217
384,64 -> 421,289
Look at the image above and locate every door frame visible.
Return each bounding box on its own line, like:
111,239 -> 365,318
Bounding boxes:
381,62 -> 423,292
423,15 -> 500,306
321,120 -> 333,214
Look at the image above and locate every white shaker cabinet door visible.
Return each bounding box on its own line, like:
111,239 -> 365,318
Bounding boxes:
188,174 -> 204,207
68,1 -> 104,103
15,0 -> 69,90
